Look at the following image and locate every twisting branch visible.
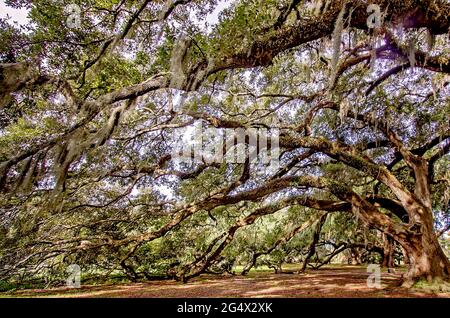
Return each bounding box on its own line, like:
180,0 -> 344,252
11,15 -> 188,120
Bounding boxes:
300,212 -> 328,272
241,211 -> 330,276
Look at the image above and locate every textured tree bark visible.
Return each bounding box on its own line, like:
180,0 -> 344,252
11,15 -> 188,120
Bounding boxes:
401,246 -> 410,265
398,159 -> 450,285
120,260 -> 139,282
381,234 -> 395,272
0,63 -> 37,108
327,148 -> 450,284
396,212 -> 450,286
371,191 -> 450,284
241,253 -> 258,276
300,213 -> 327,272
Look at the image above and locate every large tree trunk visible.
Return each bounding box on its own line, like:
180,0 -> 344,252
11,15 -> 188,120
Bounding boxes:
337,180 -> 449,285
397,226 -> 450,286
399,158 -> 450,285
353,154 -> 449,285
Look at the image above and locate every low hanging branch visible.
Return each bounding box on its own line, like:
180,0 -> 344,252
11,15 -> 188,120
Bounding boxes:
175,196 -> 349,282
174,197 -> 305,282
309,240 -> 384,270
300,212 -> 328,272
241,211 -> 330,276
1,0 -> 450,286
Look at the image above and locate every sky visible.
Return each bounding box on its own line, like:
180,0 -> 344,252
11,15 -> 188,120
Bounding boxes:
0,0 -> 29,25
0,0 -> 232,27
0,0 -> 232,200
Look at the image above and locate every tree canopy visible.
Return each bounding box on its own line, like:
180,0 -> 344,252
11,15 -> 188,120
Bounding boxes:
0,0 -> 449,287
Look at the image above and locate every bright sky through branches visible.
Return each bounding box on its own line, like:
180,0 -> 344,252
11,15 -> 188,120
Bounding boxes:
0,0 -> 29,25
0,0 -> 232,29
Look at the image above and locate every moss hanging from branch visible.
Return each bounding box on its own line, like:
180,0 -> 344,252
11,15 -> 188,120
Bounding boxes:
339,98 -> 350,125
53,137 -> 84,194
329,5 -> 346,88
18,157 -> 39,193
408,39 -> 417,68
169,35 -> 192,89
96,99 -> 136,146
426,29 -> 436,53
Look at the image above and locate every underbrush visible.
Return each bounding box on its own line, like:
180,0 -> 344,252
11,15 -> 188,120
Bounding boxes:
412,278 -> 450,293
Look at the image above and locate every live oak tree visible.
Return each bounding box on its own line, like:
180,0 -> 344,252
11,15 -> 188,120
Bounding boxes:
0,0 -> 449,287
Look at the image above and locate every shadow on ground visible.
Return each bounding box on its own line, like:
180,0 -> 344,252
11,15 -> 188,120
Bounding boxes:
4,265 -> 449,298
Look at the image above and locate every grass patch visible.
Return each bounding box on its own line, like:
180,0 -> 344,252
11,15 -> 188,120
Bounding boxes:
412,278 -> 450,293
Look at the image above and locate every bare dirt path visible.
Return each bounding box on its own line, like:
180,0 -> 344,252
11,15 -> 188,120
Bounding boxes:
4,265 -> 450,298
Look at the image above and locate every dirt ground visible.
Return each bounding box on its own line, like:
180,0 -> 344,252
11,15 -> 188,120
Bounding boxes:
3,265 -> 450,298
